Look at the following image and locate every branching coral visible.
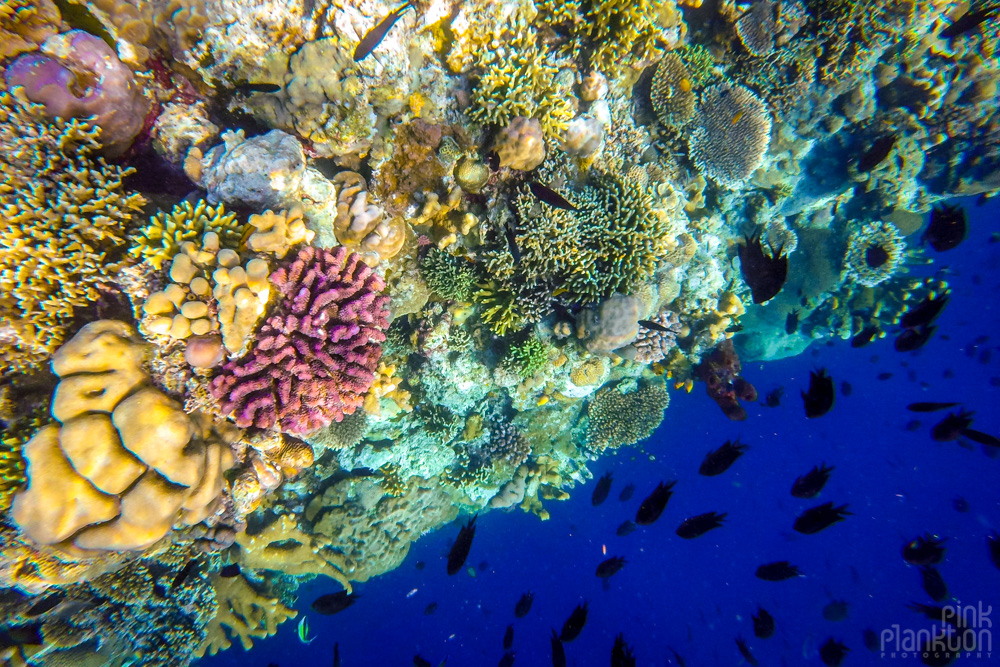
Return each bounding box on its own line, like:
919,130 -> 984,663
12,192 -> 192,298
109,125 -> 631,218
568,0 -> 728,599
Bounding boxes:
0,89 -> 145,376
211,246 -> 390,435
0,416 -> 36,511
480,420 -> 532,468
651,52 -> 696,128
689,82 -> 773,188
469,26 -> 575,137
130,200 -> 243,270
631,311 -> 682,363
503,336 -> 549,378
586,380 -> 670,451
420,247 -> 479,301
196,573 -> 296,657
844,220 -> 906,287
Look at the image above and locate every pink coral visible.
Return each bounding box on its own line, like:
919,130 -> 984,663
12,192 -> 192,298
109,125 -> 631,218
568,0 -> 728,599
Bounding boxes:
4,30 -> 149,156
210,246 -> 390,435
631,311 -> 682,363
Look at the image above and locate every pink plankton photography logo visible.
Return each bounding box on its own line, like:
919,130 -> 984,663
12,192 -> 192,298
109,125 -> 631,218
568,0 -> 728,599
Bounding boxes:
881,601 -> 993,661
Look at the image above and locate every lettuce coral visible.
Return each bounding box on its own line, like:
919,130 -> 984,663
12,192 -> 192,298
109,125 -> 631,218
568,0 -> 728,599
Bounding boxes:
210,246 -> 390,435
0,89 -> 145,376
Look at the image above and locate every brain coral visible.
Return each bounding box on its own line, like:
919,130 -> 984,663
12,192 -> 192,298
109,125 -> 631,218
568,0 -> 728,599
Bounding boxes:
211,246 -> 390,435
688,82 -> 773,188
0,89 -> 145,376
844,220 -> 906,287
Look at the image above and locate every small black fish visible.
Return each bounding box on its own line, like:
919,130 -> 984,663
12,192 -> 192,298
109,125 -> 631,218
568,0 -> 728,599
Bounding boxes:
350,467 -> 382,478
752,607 -> 775,639
312,590 -> 361,615
738,230 -> 788,304
863,628 -> 879,652
987,532 -> 1000,571
333,642 -> 341,667
171,559 -> 199,593
901,294 -> 950,329
415,561 -> 425,570
446,515 -> 477,576
414,657 -> 432,667
424,602 -> 437,615
920,566 -> 948,602
840,381 -> 852,396
591,472 -> 613,506
611,633 -> 636,667
851,325 -> 880,348
153,583 -> 167,599
735,635 -> 759,666
498,651 -> 514,667
856,135 -> 896,172
904,419 -> 922,431
354,1 -> 413,62
895,325 -> 936,352
907,402 -> 960,413
952,496 -> 969,513
822,599 -> 850,622
667,647 -> 687,666
699,439 -> 748,476
24,593 -> 65,618
931,410 -> 975,441
903,534 -> 946,566
755,561 -> 803,581
819,638 -> 849,666
550,629 -> 566,667
638,319 -> 674,334
802,368 -> 835,418
961,428 -> 1000,448
528,182 -> 577,211
595,556 -> 626,579
675,512 -> 727,539
231,81 -> 282,95
486,151 -> 500,171
618,483 -> 635,502
503,625 -> 514,650
503,222 -> 522,265
559,602 -> 588,642
763,387 -> 783,407
785,310 -> 799,335
514,592 -> 534,618
634,480 -> 677,525
907,602 -> 954,624
793,502 -> 851,534
219,563 -> 241,578
941,7 -> 999,38
616,520 -> 636,537
979,348 -> 993,365
877,372 -> 893,380
791,463 -> 834,498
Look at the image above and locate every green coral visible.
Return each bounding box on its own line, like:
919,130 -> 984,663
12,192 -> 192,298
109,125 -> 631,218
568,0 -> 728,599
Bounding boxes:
130,200 -> 243,270
469,26 -> 575,136
419,247 -> 479,301
586,380 -> 670,451
0,89 -> 146,376
510,171 -> 669,304
474,280 -> 526,336
676,44 -> 721,89
503,336 -> 549,378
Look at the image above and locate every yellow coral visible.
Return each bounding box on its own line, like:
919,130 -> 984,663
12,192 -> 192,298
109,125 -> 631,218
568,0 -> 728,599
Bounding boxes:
0,0 -> 61,60
196,573 -> 297,657
0,90 -> 146,376
244,206 -> 314,259
130,200 -> 243,270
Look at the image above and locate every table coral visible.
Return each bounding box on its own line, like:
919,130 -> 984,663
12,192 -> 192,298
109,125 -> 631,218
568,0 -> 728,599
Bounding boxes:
130,199 -> 243,271
585,380 -> 670,451
0,89 -> 145,376
210,246 -> 390,435
5,30 -> 150,156
10,321 -> 235,554
196,573 -> 296,657
689,82 -> 773,188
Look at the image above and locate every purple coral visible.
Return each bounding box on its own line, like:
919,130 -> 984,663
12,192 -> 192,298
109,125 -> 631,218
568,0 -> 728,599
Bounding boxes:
632,311 -> 682,363
5,30 -> 149,156
211,246 -> 390,435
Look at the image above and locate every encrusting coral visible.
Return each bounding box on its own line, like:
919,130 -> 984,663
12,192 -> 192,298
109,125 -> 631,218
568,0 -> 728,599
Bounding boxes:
0,89 -> 145,376
211,246 -> 390,435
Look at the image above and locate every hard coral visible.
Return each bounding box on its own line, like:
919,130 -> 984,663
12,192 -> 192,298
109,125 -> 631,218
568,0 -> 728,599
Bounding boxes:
695,338 -> 757,420
196,573 -> 296,657
0,0 -> 61,60
689,82 -> 773,188
210,246 -> 390,436
0,89 -> 145,376
631,310 -> 682,363
420,247 -> 479,302
844,219 -> 906,287
245,206 -> 315,259
494,116 -> 546,170
503,336 -> 550,378
586,380 -> 670,451
130,200 -> 242,271
333,171 -> 406,266
651,53 -> 696,129
5,30 -> 149,156
482,420 -> 533,468
199,129 -> 306,210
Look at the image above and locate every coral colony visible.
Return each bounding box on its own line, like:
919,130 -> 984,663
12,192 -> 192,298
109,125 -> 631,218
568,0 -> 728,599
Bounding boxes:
0,0 -> 996,663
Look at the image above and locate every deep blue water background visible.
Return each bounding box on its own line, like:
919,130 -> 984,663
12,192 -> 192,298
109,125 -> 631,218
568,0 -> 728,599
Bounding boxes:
200,198 -> 1000,667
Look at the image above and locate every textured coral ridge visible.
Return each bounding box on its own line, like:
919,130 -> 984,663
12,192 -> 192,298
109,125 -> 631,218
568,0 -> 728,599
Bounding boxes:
212,246 -> 390,435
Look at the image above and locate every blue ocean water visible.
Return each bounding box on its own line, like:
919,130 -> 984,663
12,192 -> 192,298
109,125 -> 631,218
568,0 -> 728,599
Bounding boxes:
201,198 -> 999,666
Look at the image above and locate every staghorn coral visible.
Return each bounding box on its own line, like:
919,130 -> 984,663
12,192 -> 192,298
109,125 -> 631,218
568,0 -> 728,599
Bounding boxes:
420,247 -> 479,302
843,220 -> 906,288
631,310 -> 682,363
651,52 -> 696,128
0,0 -> 61,60
130,200 -> 243,271
196,573 -> 296,657
469,25 -> 575,137
211,246 -> 390,435
0,89 -> 145,376
586,380 -> 670,452
245,206 -> 315,259
11,321 -> 235,554
689,82 -> 773,188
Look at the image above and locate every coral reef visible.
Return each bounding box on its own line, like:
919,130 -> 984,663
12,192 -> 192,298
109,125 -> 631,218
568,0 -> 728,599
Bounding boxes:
197,130 -> 306,210
245,206 -> 315,259
695,339 -> 757,421
494,116 -> 546,170
420,247 -> 479,302
332,171 -> 406,265
196,573 -> 296,657
0,0 -> 61,60
0,89 -> 145,376
843,219 -> 906,287
586,380 -> 670,452
211,246 -> 390,435
631,311 -> 682,363
651,52 -> 696,129
130,200 -> 242,271
689,83 -> 773,188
